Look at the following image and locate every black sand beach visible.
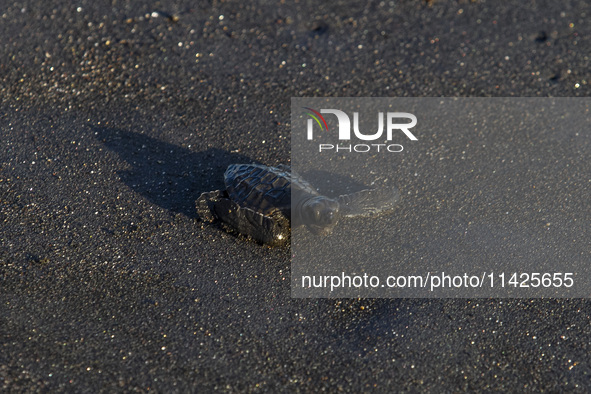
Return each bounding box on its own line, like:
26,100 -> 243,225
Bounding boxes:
2,0 -> 591,391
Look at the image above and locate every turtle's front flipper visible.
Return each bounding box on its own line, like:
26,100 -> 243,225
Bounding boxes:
196,190 -> 227,222
214,199 -> 290,246
337,187 -> 400,218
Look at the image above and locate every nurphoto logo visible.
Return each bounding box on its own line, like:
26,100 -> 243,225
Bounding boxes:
303,107 -> 417,153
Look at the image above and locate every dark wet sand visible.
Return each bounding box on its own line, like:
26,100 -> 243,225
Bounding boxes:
1,1 -> 590,391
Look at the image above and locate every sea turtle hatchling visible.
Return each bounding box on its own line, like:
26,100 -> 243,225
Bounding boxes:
196,164 -> 400,246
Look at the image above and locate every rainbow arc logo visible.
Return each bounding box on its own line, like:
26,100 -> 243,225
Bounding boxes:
303,107 -> 329,139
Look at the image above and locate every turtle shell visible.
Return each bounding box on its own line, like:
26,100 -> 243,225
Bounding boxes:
224,164 -> 318,218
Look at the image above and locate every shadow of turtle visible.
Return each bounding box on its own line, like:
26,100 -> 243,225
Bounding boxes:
93,127 -> 256,218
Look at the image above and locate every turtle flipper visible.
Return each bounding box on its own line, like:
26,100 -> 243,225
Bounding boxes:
196,190 -> 227,222
337,187 -> 400,218
213,198 -> 290,246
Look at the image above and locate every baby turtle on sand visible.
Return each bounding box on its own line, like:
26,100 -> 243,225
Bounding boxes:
196,164 -> 400,246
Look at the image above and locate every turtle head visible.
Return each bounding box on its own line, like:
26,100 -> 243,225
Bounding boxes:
301,196 -> 340,235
